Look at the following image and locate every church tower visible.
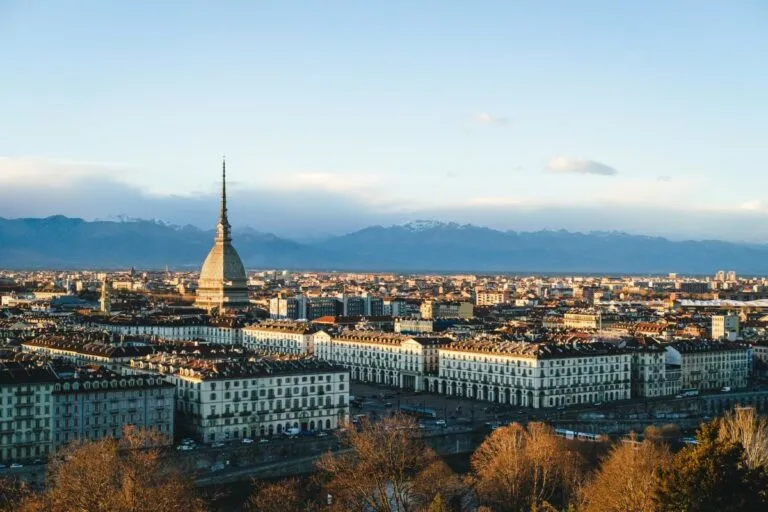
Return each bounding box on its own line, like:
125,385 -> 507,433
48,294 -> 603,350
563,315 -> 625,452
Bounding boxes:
100,278 -> 111,314
195,158 -> 249,313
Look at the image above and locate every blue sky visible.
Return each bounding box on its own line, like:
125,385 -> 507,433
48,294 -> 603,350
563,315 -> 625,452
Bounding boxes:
1,1 -> 767,240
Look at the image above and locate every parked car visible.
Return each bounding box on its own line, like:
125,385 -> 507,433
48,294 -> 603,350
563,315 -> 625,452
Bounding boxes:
241,437 -> 254,444
211,442 -> 225,448
10,463 -> 23,469
258,438 -> 270,444
435,419 -> 447,427
317,431 -> 329,437
176,444 -> 194,451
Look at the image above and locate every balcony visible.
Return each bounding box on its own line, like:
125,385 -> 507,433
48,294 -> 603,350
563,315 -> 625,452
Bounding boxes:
14,402 -> 33,408
14,390 -> 34,396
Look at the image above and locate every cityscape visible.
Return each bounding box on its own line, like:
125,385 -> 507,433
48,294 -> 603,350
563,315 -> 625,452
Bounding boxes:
2,2 -> 767,512
1,161 -> 767,510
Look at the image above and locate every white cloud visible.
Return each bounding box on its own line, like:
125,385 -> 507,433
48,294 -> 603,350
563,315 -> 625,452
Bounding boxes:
740,200 -> 767,212
459,197 -> 527,208
545,157 -> 618,176
261,172 -> 383,194
475,112 -> 508,126
0,156 -> 135,187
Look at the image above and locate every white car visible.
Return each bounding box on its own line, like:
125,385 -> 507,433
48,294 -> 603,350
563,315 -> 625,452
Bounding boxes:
176,444 -> 194,451
10,463 -> 23,469
317,431 -> 329,437
258,438 -> 270,444
211,442 -> 225,448
241,437 -> 254,444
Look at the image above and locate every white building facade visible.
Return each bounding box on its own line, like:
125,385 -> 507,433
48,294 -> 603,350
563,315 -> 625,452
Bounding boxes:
242,321 -> 319,355
314,331 -> 451,392
430,340 -> 631,409
131,357 -> 349,443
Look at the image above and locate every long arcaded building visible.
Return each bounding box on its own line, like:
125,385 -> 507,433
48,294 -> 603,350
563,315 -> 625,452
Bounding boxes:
428,340 -> 632,409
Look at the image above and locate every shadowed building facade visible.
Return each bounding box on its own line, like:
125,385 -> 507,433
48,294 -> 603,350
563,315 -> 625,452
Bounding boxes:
195,160 -> 249,313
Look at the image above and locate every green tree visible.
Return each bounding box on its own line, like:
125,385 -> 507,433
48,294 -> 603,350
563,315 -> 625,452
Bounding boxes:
655,420 -> 768,512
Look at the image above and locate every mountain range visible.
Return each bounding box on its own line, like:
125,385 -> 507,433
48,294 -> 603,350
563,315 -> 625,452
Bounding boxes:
1,216 -> 768,274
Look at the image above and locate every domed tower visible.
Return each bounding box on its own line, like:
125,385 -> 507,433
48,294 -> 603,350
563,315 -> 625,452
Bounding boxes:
195,159 -> 249,313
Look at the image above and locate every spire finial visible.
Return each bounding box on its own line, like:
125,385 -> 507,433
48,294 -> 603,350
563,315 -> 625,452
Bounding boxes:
216,156 -> 231,240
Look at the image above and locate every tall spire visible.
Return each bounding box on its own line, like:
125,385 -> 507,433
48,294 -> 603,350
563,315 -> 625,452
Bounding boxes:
216,156 -> 231,241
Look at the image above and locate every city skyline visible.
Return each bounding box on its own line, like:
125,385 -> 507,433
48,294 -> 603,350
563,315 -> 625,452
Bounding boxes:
2,2 -> 767,240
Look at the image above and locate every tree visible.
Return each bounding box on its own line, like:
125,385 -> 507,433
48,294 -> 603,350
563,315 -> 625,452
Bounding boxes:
247,477 -> 306,512
579,435 -> 671,512
719,407 -> 768,471
470,422 -> 583,512
316,414 -> 466,512
655,420 -> 768,512
19,426 -> 207,512
0,477 -> 35,512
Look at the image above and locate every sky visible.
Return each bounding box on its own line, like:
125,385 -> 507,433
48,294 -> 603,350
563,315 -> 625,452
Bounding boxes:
1,1 -> 767,241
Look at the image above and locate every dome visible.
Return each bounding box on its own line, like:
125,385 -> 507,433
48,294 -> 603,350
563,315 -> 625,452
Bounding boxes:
199,242 -> 246,284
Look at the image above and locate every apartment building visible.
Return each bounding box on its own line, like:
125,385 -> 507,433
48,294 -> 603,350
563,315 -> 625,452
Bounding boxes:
475,290 -> 510,306
132,357 -> 349,443
394,318 -> 434,335
433,340 -> 631,409
22,335 -> 155,369
712,314 -> 740,341
563,310 -> 600,330
90,316 -> 244,345
52,368 -> 175,448
623,339 -> 681,398
420,301 -> 473,320
242,321 -> 320,355
314,330 -> 452,391
665,340 -> 749,391
0,362 -> 56,463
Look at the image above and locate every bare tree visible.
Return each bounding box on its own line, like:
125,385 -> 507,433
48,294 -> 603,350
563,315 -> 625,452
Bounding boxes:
316,414 -> 465,512
470,422 -> 583,512
0,477 -> 36,512
20,426 -> 206,512
247,477 -> 307,512
719,407 -> 768,471
579,436 -> 672,512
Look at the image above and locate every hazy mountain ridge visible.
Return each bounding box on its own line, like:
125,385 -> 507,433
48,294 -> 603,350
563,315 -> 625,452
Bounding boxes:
1,216 -> 768,273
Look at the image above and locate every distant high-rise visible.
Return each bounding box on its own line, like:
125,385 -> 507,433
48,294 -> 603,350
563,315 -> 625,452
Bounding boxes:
195,159 -> 249,313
